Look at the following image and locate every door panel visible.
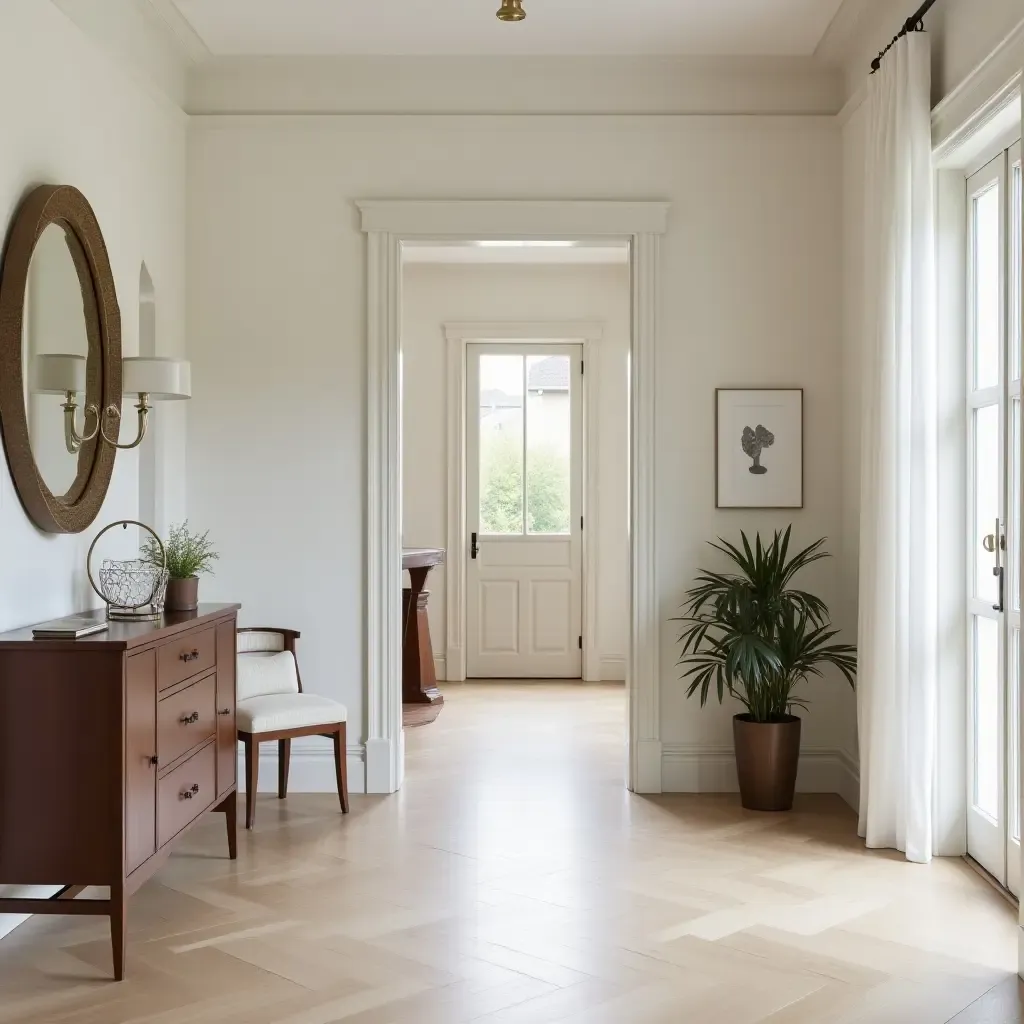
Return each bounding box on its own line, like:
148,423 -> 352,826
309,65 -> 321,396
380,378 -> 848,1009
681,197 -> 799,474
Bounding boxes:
967,142 -> 1022,894
125,650 -> 157,875
467,345 -> 583,678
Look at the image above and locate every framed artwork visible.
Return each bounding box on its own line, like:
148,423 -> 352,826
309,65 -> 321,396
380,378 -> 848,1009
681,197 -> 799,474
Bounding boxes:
715,388 -> 803,509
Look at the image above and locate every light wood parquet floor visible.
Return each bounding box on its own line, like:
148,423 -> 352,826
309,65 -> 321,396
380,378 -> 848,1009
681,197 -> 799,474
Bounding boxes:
0,681 -> 1021,1023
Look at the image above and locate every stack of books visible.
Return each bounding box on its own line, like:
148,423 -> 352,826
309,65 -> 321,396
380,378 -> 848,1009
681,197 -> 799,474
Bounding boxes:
31,615 -> 109,639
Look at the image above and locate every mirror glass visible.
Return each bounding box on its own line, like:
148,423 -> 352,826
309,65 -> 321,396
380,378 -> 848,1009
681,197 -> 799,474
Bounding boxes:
22,224 -> 91,497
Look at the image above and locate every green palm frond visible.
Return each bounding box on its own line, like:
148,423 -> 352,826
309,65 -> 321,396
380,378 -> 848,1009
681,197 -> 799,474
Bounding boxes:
673,528 -> 856,723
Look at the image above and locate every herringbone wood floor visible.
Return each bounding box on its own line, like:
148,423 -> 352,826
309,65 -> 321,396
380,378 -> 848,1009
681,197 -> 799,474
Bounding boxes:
0,682 -> 1020,1022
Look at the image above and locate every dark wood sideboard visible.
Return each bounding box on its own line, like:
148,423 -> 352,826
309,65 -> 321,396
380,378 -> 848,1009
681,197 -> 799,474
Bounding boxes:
0,603 -> 240,980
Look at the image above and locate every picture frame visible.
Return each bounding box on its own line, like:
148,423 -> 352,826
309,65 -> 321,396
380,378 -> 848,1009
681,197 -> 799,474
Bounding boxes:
715,388 -> 804,509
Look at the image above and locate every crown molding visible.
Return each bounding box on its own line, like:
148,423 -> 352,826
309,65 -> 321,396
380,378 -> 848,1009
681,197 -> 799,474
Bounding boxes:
142,0 -> 211,64
186,55 -> 843,116
49,0 -> 192,113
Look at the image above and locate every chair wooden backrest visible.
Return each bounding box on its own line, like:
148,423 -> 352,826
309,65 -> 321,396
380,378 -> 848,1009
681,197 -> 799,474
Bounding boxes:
236,627 -> 304,698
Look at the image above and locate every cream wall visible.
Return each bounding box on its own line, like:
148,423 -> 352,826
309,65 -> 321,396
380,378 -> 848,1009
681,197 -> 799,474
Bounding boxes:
401,262 -> 630,681
0,0 -> 187,938
187,113 -> 850,789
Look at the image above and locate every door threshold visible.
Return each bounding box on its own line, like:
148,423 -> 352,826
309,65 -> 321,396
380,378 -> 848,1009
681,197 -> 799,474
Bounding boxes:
963,855 -> 1019,908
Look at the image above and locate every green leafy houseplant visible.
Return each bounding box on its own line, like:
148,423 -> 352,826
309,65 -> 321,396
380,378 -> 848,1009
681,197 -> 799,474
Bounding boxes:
143,521 -> 218,580
675,527 -> 856,811
675,527 -> 856,723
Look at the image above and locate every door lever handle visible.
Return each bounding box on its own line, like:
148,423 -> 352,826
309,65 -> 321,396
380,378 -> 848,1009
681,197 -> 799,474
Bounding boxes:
471,532 -> 479,560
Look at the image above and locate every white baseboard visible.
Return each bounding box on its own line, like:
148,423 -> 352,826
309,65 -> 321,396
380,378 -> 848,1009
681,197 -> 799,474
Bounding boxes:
237,738 -> 366,794
634,738 -> 664,794
662,744 -> 860,802
0,886 -> 63,944
599,656 -> 626,681
433,655 -> 446,682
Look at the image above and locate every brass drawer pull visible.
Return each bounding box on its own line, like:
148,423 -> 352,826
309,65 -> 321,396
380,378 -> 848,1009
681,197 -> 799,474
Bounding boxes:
179,711 -> 200,725
218,708 -> 232,716
179,783 -> 200,801
180,649 -> 200,663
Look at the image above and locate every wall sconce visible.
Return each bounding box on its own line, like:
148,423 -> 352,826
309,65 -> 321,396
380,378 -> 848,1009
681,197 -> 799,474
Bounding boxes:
31,355 -> 192,454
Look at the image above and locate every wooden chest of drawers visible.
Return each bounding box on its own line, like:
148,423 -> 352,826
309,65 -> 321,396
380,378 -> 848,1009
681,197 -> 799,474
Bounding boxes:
0,604 -> 239,980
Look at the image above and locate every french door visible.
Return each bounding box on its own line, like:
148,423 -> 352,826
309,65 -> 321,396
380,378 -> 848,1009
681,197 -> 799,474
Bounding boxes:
466,344 -> 583,678
967,139 -> 1022,893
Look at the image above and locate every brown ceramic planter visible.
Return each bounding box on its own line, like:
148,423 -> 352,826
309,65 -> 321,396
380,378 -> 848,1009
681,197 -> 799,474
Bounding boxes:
733,714 -> 801,812
165,576 -> 199,613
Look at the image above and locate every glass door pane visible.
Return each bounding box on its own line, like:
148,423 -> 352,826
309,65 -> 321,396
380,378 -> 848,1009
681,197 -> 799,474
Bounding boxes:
478,353 -> 525,535
525,354 -> 572,535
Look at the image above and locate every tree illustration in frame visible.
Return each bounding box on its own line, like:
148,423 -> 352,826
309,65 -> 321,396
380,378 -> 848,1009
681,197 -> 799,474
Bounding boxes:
741,424 -> 775,475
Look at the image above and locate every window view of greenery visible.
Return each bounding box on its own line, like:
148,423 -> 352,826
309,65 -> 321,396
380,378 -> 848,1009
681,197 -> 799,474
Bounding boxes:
480,432 -> 570,535
478,354 -> 572,536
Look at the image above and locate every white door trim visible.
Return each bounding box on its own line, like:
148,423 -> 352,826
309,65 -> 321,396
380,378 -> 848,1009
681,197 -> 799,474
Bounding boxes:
357,199 -> 669,795
444,323 -> 602,683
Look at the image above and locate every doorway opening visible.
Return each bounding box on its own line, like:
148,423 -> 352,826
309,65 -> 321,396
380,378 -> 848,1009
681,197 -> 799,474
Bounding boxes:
398,242 -> 631,785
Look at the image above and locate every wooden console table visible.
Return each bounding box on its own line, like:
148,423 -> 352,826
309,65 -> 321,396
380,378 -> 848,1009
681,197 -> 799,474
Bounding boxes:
403,548 -> 444,719
0,604 -> 240,980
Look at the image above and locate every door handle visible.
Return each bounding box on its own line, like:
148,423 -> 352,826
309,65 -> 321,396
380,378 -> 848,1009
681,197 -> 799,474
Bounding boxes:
471,532 -> 479,560
986,518 -> 1005,613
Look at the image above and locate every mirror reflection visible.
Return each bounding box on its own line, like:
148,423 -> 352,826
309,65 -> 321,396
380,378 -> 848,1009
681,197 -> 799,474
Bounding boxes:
22,223 -> 91,497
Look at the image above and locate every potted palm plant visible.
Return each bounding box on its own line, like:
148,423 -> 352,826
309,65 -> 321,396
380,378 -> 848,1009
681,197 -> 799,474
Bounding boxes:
675,527 -> 856,811
143,521 -> 218,613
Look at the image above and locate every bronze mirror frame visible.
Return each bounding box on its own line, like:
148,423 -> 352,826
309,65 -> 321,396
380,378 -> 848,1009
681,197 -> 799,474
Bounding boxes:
0,185 -> 122,534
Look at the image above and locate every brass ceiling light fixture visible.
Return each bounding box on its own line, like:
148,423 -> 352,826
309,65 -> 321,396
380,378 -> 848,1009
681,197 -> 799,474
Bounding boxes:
496,0 -> 526,23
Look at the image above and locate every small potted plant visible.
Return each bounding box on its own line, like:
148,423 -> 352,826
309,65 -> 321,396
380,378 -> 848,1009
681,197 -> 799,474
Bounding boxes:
143,521 -> 218,613
674,527 -> 856,812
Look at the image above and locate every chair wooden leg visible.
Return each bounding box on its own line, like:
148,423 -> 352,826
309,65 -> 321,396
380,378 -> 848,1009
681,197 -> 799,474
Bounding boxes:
333,724 -> 350,814
244,735 -> 258,830
278,739 -> 291,799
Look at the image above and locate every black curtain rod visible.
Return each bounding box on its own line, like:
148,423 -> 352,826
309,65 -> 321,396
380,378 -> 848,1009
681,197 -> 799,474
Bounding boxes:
870,0 -> 939,73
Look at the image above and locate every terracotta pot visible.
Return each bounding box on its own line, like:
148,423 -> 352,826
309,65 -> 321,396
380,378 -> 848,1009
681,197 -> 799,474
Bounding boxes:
165,576 -> 199,613
732,714 -> 801,812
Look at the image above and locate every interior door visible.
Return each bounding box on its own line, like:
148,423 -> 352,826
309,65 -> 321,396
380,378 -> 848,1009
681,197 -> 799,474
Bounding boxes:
966,141 -> 1022,893
466,344 -> 583,678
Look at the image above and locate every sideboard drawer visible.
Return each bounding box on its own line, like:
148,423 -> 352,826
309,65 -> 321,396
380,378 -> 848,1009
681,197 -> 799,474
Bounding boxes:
158,672 -> 216,767
158,740 -> 215,847
157,626 -> 216,690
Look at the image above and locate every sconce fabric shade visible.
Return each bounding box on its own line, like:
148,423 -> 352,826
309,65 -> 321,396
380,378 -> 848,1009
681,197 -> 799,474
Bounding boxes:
31,354 -> 87,395
122,357 -> 191,401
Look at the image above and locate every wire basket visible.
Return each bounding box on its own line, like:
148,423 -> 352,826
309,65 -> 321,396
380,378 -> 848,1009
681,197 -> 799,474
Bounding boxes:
87,521 -> 168,621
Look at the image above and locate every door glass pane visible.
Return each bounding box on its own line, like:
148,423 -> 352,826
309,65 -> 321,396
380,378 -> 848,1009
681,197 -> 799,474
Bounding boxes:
1011,161 -> 1021,381
1011,628 -> 1021,842
478,354 -> 524,535
975,183 -> 1001,390
975,404 -> 1000,602
525,354 -> 571,535
975,615 -> 1001,819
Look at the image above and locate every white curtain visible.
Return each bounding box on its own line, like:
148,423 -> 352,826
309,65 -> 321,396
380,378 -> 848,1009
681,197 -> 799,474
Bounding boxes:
857,33 -> 938,864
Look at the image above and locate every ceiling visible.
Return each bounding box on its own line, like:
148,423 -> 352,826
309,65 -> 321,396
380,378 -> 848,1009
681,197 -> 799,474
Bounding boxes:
169,0 -> 848,58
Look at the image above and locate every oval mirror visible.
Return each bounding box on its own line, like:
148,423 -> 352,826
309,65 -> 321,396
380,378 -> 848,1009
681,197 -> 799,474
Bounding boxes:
0,186 -> 121,533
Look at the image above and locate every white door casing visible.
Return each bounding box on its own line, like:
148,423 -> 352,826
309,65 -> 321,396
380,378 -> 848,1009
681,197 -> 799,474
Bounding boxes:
465,344 -> 583,678
357,199 -> 669,796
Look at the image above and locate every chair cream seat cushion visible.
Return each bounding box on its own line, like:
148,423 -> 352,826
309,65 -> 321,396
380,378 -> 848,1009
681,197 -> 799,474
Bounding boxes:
237,693 -> 347,734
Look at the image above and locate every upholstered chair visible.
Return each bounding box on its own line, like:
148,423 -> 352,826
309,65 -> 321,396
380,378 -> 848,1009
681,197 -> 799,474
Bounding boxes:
236,628 -> 349,829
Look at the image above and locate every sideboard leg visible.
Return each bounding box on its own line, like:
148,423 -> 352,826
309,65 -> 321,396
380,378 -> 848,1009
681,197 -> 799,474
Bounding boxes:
226,790 -> 238,860
110,882 -> 126,981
